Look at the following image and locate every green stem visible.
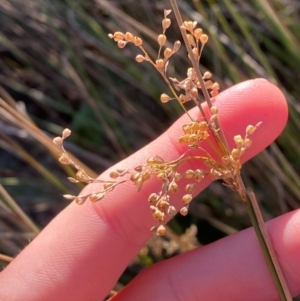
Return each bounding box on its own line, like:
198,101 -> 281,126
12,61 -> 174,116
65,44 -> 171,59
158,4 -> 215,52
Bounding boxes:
244,186 -> 292,300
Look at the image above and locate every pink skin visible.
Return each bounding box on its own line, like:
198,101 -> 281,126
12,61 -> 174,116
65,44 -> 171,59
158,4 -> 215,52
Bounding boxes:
0,79 -> 296,301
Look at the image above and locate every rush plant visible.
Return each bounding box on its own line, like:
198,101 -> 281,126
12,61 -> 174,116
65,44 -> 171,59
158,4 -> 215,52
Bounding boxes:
53,1 -> 292,300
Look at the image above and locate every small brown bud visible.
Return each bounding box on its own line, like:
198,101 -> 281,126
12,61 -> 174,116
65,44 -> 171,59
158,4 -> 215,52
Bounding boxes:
90,192 -> 105,203
168,206 -> 177,216
58,153 -> 70,165
133,36 -> 143,46
135,54 -> 145,63
62,128 -> 71,138
190,87 -> 198,97
156,59 -> 164,69
111,31 -> 124,41
163,47 -> 173,59
162,18 -> 171,29
234,135 -> 243,148
246,125 -> 255,135
182,194 -> 193,204
173,40 -> 181,52
185,183 -> 196,193
193,28 -> 203,39
180,206 -> 188,216
53,136 -> 62,146
157,34 -> 167,46
170,182 -> 179,193
156,225 -> 166,236
117,40 -> 127,48
222,155 -> 231,165
244,138 -> 252,148
185,169 -> 194,179
109,171 -> 119,179
210,90 -> 219,97
203,71 -> 212,79
210,106 -> 218,115
231,148 -> 240,160
75,197 -> 86,205
63,194 -> 76,200
212,82 -> 220,90
125,32 -> 134,42
200,34 -> 209,44
160,93 -> 171,103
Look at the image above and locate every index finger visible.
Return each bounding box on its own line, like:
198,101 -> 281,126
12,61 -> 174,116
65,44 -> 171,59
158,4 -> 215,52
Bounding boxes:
0,79 -> 288,301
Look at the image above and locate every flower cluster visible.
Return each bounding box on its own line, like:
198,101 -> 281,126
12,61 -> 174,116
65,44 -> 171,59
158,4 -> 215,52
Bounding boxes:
54,9 -> 261,235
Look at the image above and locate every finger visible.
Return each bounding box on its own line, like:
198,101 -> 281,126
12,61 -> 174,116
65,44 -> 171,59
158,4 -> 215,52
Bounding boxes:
0,79 -> 288,301
111,209 -> 300,301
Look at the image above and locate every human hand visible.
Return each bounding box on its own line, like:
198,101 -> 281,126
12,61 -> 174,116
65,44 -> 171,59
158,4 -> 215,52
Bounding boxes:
0,79 -> 298,301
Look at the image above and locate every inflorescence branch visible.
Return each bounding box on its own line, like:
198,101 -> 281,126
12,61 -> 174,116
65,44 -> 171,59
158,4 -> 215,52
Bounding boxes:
53,9 -> 261,236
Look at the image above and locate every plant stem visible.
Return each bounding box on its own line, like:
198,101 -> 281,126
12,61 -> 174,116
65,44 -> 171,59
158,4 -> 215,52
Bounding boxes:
238,177 -> 292,301
169,0 -> 230,156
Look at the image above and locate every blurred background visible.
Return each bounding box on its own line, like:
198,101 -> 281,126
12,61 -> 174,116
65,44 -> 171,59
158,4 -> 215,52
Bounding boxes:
0,0 -> 300,297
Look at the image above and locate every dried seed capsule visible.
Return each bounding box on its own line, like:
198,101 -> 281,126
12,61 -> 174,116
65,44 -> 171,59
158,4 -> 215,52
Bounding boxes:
117,40 -> 127,48
162,18 -> 171,29
160,93 -> 171,103
182,194 -> 193,204
156,59 -> 164,69
168,206 -> 177,216
180,206 -> 188,216
62,128 -> 71,138
193,28 -> 203,39
125,32 -> 134,42
112,31 -> 124,41
53,136 -> 62,146
203,71 -> 212,79
163,47 -> 173,59
210,106 -> 218,115
134,36 -> 143,46
185,183 -> 196,193
200,34 -> 209,44
109,171 -> 119,179
59,153 -> 70,165
157,225 -> 166,236
212,82 -> 220,90
173,40 -> 181,52
157,34 -> 167,46
170,182 -> 179,193
136,54 -> 145,62
246,125 -> 255,135
185,169 -> 194,179
148,193 -> 159,204
231,148 -> 240,160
